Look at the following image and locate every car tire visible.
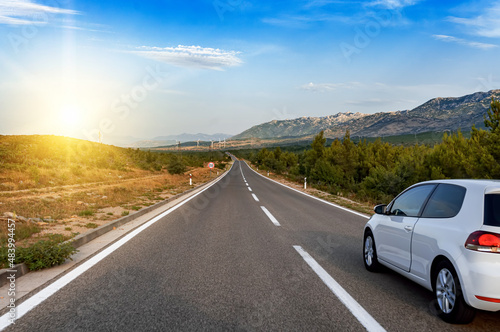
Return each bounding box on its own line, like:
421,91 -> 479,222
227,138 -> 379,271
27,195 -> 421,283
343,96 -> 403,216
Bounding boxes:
433,260 -> 476,324
363,230 -> 380,272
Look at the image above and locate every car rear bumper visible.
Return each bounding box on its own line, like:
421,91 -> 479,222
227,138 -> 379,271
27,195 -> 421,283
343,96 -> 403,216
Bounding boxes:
457,251 -> 500,311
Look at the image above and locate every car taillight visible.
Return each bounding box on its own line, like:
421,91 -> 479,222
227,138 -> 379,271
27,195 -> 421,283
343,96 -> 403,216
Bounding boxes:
465,231 -> 500,253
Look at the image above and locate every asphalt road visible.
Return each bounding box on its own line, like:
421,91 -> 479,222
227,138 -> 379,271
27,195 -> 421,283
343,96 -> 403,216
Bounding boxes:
4,160 -> 500,331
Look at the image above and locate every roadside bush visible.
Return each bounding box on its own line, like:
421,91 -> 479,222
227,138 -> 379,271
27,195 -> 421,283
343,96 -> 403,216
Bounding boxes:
0,239 -> 78,271
78,209 -> 95,217
167,157 -> 186,174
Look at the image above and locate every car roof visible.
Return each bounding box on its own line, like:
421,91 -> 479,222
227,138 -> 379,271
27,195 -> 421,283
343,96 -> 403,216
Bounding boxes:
415,179 -> 500,193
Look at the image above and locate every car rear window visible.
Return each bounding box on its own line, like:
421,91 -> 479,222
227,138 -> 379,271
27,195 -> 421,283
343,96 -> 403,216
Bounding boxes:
421,184 -> 466,218
484,194 -> 500,227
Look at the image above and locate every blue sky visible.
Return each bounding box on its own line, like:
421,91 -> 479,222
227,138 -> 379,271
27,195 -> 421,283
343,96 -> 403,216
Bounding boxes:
0,0 -> 499,142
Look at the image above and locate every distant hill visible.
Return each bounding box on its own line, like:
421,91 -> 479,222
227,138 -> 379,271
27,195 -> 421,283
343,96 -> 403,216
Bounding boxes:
231,112 -> 368,139
127,133 -> 233,148
231,90 -> 500,140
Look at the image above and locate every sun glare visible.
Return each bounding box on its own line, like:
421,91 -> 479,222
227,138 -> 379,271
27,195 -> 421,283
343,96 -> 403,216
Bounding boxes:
59,105 -> 83,128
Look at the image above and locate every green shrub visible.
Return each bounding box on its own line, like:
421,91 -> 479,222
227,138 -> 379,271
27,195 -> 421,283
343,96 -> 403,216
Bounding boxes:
0,239 -> 78,271
78,209 -> 95,216
84,223 -> 98,229
167,157 -> 186,174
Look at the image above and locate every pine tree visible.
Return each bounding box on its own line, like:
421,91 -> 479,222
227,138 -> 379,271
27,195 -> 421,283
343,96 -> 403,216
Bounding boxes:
311,131 -> 326,158
484,97 -> 500,134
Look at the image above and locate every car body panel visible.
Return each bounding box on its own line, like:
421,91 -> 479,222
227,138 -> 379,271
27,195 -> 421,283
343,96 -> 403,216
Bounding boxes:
364,179 -> 500,312
376,215 -> 418,271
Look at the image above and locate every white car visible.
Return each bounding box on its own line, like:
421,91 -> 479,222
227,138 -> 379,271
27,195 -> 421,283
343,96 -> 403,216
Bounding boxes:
363,179 -> 500,324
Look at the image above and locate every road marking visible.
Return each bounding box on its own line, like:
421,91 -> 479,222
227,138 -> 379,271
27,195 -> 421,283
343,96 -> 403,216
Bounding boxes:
252,193 -> 259,202
0,164 -> 235,331
239,161 -> 246,181
248,187 -> 252,192
246,183 -> 249,186
243,162 -> 369,219
293,246 -> 386,332
260,206 -> 281,226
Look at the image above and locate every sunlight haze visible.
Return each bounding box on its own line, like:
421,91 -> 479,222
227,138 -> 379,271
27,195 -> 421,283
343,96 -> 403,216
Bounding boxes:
0,0 -> 499,142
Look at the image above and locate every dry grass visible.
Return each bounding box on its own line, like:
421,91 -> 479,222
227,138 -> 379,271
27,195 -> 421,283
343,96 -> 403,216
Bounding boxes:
0,135 -> 230,251
0,166 -> 214,247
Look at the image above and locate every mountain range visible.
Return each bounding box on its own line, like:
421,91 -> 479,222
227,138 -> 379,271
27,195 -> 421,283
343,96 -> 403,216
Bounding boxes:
231,89 -> 500,140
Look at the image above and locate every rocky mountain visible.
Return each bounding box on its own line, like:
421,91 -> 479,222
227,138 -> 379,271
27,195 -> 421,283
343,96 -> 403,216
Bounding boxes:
231,112 -> 369,139
232,90 -> 500,140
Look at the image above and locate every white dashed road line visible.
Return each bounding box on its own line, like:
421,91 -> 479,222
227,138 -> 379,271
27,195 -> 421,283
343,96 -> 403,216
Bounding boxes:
252,193 -> 259,202
243,161 -> 369,219
260,206 -> 281,226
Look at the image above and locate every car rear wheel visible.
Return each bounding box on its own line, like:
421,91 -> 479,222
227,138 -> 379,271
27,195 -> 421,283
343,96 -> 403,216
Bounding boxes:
433,260 -> 476,324
363,231 -> 380,272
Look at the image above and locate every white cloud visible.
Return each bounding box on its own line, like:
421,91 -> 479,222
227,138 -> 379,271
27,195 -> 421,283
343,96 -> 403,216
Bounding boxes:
448,3 -> 500,38
0,0 -> 78,25
366,0 -> 421,9
300,82 -> 361,92
432,34 -> 497,50
131,45 -> 243,71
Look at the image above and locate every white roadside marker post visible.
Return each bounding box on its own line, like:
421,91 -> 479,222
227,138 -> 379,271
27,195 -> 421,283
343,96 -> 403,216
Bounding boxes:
304,177 -> 307,190
189,174 -> 192,186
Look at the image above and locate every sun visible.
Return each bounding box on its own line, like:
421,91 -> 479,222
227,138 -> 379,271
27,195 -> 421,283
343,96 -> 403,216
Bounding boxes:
59,105 -> 83,128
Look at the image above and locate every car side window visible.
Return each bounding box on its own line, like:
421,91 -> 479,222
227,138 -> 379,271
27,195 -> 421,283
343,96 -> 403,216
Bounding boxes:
484,194 -> 500,227
421,184 -> 466,218
389,185 -> 435,217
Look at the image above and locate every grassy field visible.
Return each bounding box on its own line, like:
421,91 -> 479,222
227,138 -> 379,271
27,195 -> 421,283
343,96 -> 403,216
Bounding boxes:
0,135 -> 228,251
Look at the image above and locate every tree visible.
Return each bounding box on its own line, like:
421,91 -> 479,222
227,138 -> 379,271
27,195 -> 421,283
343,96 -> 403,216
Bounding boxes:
167,156 -> 186,174
484,97 -> 500,134
483,97 -> 500,169
311,131 -> 326,158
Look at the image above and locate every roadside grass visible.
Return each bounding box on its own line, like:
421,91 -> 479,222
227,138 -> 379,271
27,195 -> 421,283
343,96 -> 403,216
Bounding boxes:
0,170 -> 209,221
78,209 -> 95,217
0,220 -> 41,245
0,166 -> 213,248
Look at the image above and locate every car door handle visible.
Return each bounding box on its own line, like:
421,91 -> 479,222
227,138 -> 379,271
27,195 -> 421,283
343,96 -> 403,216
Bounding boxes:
404,226 -> 413,233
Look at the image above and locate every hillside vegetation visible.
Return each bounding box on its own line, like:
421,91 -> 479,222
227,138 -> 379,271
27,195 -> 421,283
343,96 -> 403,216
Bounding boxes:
0,136 -> 230,269
0,135 -> 227,191
237,98 -> 500,204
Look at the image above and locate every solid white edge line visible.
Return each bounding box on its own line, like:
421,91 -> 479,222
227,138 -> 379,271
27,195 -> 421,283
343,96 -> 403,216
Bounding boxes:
0,163 -> 235,331
260,206 -> 281,226
252,193 -> 259,202
243,161 -> 369,219
293,246 -> 386,332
